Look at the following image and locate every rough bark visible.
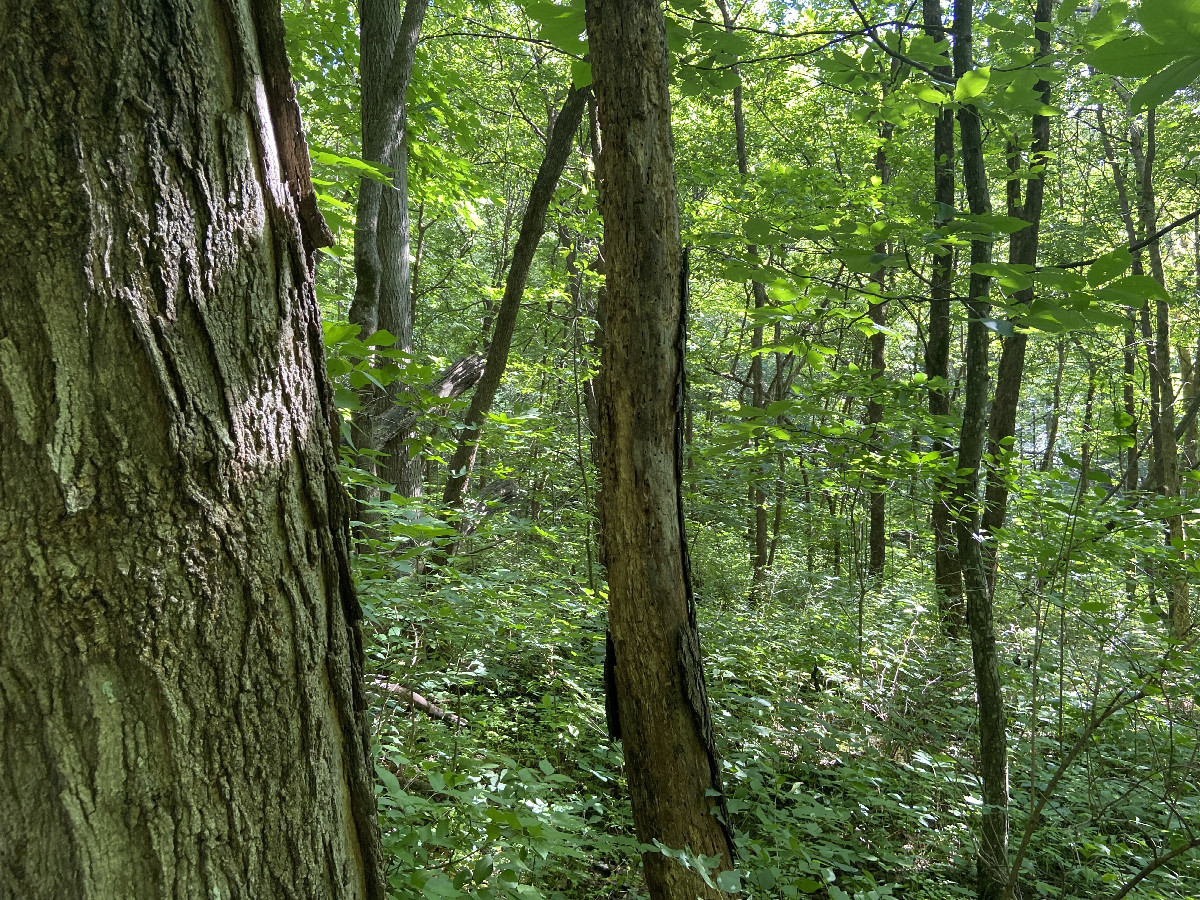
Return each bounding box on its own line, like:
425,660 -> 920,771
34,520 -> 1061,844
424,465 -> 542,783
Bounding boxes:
0,2 -> 384,897
586,0 -> 735,895
952,2 -> 1009,896
440,85 -> 589,512
922,0 -> 965,631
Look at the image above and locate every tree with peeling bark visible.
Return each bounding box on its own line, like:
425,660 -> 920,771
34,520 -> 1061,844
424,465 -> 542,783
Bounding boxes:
586,0 -> 736,896
0,1 -> 384,897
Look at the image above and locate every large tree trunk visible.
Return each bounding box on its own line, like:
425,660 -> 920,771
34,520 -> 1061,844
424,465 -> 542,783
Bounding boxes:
586,1 -> 735,896
0,2 -> 384,897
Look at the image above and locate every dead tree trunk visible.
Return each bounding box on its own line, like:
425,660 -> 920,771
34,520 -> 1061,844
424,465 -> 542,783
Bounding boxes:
587,0 -> 735,895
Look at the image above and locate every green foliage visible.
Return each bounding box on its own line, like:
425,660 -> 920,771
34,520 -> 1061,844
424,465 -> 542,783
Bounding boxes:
291,0 -> 1200,895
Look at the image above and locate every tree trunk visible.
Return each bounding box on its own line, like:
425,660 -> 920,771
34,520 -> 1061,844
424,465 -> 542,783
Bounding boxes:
867,123 -> 893,581
1134,112 -> 1191,639
953,2 -> 1009,896
440,85 -> 589,513
0,2 -> 384,897
980,0 -> 1052,591
586,0 -> 735,895
1039,339 -> 1066,472
716,0 -> 770,599
349,0 -> 429,504
922,0 -> 965,632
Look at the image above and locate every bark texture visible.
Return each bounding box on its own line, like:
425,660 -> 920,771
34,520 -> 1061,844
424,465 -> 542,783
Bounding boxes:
0,2 -> 383,897
586,0 -> 734,895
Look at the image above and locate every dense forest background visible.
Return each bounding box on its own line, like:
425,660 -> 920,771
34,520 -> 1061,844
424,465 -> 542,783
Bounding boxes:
284,0 -> 1200,897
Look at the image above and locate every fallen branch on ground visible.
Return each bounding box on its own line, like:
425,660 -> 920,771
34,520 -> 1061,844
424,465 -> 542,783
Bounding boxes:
367,676 -> 469,728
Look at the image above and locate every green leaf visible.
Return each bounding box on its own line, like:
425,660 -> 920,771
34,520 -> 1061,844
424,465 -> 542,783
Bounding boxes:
524,0 -> 588,55
1033,268 -> 1088,292
1086,247 -> 1132,286
716,870 -> 742,893
971,262 -> 1033,291
571,58 -> 592,87
944,213 -> 1031,237
1138,0 -> 1200,52
915,84 -> 950,103
954,66 -> 991,101
366,329 -> 398,347
311,151 -> 394,184
1130,55 -> 1200,110
323,322 -> 361,345
334,386 -> 360,410
1099,274 -> 1171,304
1086,35 -> 1182,76
375,763 -> 404,799
744,215 -> 775,244
906,34 -> 952,66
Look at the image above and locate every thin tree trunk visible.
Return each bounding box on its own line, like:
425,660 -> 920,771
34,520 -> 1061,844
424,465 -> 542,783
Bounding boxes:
867,122 -> 893,580
716,0 -> 769,599
953,2 -> 1009,895
0,2 -> 384,896
1133,112 -> 1191,639
1039,339 -> 1066,472
441,86 -> 589,511
980,0 -> 1053,591
1180,343 -> 1198,471
1097,103 -> 1145,610
923,0 -> 965,631
586,1 -> 735,894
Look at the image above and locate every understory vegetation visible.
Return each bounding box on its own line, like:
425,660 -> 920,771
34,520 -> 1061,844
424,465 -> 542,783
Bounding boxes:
283,0 -> 1200,896
349,471 -> 1199,900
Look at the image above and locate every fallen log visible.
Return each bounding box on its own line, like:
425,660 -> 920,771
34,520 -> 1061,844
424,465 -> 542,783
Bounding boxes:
367,677 -> 469,728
